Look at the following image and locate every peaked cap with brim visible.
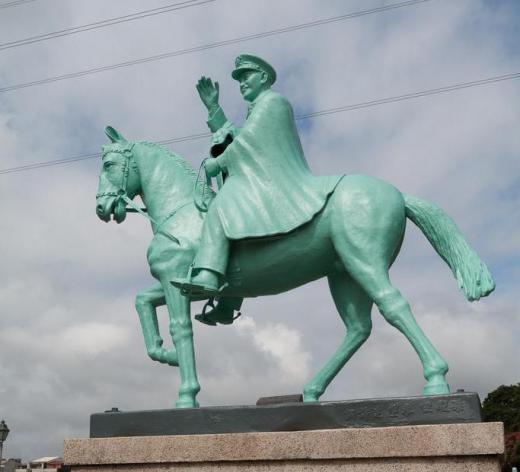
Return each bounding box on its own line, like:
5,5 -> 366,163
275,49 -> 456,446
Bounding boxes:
231,54 -> 277,85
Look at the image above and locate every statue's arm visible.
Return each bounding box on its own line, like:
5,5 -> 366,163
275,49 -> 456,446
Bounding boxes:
196,76 -> 237,133
207,106 -> 232,132
197,77 -> 238,176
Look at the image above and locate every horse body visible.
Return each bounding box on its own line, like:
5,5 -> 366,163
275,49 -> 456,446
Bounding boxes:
96,130 -> 495,408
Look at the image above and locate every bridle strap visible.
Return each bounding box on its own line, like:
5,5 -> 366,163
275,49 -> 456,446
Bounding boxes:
122,194 -> 158,224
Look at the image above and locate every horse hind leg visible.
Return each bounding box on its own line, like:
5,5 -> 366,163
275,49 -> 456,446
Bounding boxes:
342,258 -> 450,395
330,184 -> 449,395
303,273 -> 373,402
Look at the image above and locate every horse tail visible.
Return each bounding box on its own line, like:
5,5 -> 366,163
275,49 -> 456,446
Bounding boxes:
403,194 -> 495,301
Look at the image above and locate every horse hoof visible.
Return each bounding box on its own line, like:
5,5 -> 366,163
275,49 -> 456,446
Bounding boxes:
302,390 -> 320,402
423,377 -> 450,396
176,398 -> 199,409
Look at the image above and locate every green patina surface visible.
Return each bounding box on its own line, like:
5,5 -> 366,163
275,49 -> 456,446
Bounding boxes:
95,54 -> 495,409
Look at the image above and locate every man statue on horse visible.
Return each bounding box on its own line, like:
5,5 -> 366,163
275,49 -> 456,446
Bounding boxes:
96,54 -> 494,407
172,54 -> 342,324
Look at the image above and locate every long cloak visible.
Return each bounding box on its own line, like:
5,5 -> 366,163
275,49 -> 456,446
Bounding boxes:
212,89 -> 342,240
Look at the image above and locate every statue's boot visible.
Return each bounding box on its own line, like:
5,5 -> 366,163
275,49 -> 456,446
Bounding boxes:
195,297 -> 243,326
171,268 -> 223,297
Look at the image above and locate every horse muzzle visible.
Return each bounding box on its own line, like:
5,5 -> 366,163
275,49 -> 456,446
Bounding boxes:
96,192 -> 128,223
96,196 -> 114,222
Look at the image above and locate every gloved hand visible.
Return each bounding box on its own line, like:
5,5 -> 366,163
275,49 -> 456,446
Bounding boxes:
204,158 -> 221,178
196,76 -> 220,114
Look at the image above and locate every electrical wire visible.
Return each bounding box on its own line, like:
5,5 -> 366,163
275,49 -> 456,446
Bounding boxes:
0,0 -> 215,51
0,0 -> 36,9
0,0 -> 432,93
1,70 -> 518,175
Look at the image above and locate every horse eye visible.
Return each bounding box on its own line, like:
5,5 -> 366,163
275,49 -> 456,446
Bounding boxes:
104,161 -> 114,170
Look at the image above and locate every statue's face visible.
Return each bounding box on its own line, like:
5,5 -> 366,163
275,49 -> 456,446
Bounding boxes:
239,70 -> 268,102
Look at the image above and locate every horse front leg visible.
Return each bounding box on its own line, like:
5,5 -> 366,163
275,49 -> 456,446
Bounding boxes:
135,284 -> 178,366
162,279 -> 200,408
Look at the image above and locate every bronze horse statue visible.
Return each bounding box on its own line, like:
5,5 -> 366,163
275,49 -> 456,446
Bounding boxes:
95,126 -> 494,408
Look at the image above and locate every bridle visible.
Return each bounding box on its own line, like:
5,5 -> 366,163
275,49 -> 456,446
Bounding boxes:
96,144 -> 191,244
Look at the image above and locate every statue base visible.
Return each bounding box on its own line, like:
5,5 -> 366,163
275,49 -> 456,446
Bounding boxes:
65,422 -> 504,471
90,392 -> 482,437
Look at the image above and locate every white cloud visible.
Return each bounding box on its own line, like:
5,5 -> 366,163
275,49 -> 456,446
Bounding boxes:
236,317 -> 311,384
59,323 -> 130,356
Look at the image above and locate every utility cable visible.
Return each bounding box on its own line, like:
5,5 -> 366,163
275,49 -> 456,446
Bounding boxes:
0,0 -> 432,93
0,0 -> 36,9
1,70 -> 518,175
0,0 -> 214,52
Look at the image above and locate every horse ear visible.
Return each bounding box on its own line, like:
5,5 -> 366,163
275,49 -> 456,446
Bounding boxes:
105,126 -> 127,143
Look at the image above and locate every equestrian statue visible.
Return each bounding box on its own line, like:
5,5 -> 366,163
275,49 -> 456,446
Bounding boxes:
95,54 -> 495,408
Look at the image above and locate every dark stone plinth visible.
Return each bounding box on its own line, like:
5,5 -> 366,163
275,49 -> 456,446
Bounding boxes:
90,392 -> 482,438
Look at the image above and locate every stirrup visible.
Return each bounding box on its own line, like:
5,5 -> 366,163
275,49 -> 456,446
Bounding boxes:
195,298 -> 242,326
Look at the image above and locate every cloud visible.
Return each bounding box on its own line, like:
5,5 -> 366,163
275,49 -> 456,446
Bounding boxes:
236,317 -> 311,385
59,323 -> 130,356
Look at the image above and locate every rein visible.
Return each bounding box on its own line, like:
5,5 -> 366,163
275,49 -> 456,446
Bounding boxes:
194,158 -> 212,213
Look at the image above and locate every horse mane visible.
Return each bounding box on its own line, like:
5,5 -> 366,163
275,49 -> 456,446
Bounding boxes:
136,140 -> 212,196
137,141 -> 198,177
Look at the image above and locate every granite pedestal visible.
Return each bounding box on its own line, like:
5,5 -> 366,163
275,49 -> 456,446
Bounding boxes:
64,394 -> 504,471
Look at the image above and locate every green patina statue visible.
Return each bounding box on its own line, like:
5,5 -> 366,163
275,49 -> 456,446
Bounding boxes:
96,54 -> 495,409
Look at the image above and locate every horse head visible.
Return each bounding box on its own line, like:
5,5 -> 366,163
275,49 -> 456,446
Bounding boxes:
96,126 -> 141,224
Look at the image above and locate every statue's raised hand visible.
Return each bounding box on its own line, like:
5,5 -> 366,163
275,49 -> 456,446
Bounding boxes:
196,76 -> 219,113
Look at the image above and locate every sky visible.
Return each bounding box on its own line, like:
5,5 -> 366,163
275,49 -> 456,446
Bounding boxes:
0,0 -> 519,461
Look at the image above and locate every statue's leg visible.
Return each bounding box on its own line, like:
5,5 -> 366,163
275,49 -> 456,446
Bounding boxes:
161,279 -> 201,408
340,259 -> 449,395
172,208 -> 229,295
135,285 -> 178,366
330,184 -> 449,395
303,272 -> 373,402
193,207 -> 229,275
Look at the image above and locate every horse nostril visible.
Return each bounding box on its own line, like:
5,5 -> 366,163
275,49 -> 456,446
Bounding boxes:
96,204 -> 104,215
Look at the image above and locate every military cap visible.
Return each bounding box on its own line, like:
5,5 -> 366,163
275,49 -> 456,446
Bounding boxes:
231,54 -> 277,85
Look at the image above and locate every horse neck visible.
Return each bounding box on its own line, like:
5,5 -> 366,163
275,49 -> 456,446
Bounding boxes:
134,142 -> 196,223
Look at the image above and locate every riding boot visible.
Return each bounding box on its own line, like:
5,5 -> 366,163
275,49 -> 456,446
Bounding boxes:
171,206 -> 230,296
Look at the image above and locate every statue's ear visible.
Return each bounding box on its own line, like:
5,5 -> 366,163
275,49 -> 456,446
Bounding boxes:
105,126 -> 127,143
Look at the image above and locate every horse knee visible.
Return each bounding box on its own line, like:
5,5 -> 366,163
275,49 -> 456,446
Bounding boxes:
170,319 -> 193,342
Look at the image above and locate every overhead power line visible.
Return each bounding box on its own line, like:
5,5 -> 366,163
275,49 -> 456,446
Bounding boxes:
1,70 -> 518,175
0,0 -> 35,9
0,0 -> 215,52
0,0 -> 432,94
